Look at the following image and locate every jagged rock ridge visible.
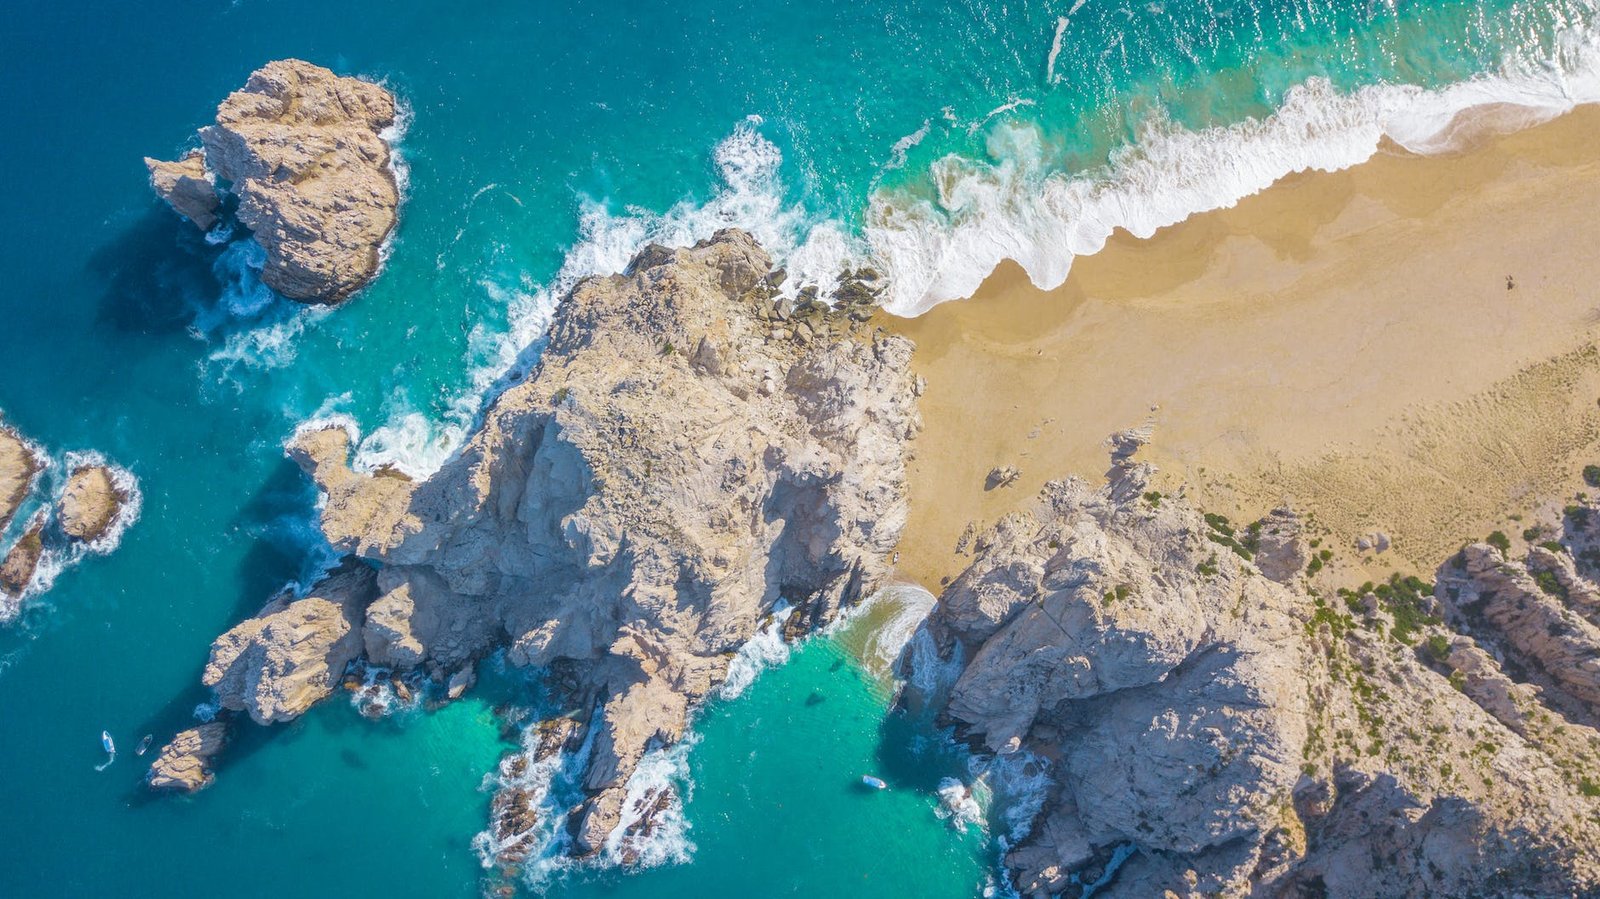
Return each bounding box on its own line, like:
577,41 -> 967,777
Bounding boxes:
906,433 -> 1600,898
164,232 -> 921,864
145,59 -> 400,303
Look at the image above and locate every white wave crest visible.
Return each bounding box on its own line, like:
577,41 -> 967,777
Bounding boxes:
197,240 -> 330,376
600,736 -> 697,868
871,25 -> 1600,315
719,601 -> 792,699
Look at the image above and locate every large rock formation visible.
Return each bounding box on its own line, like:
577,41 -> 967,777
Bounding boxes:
906,434 -> 1600,897
203,560 -> 377,725
173,232 -> 921,857
146,59 -> 400,303
56,464 -> 129,543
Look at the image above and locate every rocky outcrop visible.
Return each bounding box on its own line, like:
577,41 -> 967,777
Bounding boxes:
1437,537 -> 1600,726
143,150 -> 220,230
1252,506 -> 1307,583
203,560 -> 377,725
57,465 -> 128,543
181,231 -> 921,859
0,424 -> 40,535
906,435 -> 1600,897
147,59 -> 399,303
1,521 -> 43,598
146,723 -> 228,792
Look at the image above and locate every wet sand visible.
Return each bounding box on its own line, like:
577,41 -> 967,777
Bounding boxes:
890,105 -> 1600,588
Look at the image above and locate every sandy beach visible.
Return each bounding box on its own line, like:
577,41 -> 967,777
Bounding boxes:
890,105 -> 1600,588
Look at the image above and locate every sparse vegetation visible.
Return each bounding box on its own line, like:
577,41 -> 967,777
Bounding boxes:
1142,491 -> 1162,508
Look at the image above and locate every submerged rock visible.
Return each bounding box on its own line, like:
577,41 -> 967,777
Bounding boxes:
56,464 -> 128,543
182,230 -> 921,859
146,723 -> 228,793
143,149 -> 220,231
907,437 -> 1600,897
147,59 -> 400,303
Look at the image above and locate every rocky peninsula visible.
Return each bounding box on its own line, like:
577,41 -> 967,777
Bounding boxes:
145,59 -> 400,303
904,431 -> 1600,897
159,231 -> 921,862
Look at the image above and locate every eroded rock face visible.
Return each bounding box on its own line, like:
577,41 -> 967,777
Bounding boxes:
1,522 -> 43,599
57,465 -> 128,543
146,723 -> 228,793
0,425 -> 40,535
143,150 -> 220,231
147,59 -> 399,303
1437,538 -> 1600,726
203,560 -> 377,724
186,231 -> 921,859
908,437 -> 1600,898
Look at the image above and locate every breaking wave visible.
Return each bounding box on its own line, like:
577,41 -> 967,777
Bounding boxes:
869,25 -> 1600,314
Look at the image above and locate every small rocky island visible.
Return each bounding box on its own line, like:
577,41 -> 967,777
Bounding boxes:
145,59 -> 401,304
905,432 -> 1600,896
155,231 -> 921,861
1,419 -> 136,617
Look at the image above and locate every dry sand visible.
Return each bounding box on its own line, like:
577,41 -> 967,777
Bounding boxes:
890,106 -> 1600,588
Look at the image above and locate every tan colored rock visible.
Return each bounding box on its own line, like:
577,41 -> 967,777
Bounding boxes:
147,59 -> 399,303
907,437 -> 1600,897
203,560 -> 377,724
265,229 -> 920,857
1,521 -> 42,600
0,424 -> 40,535
57,465 -> 127,543
144,149 -> 220,230
146,723 -> 228,792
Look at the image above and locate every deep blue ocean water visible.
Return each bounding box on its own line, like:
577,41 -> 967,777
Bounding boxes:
1,0 -> 1596,895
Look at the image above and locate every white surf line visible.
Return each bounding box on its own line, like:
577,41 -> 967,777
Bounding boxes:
1046,15 -> 1070,84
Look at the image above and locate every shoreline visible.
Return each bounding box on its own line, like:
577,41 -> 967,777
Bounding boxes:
887,105 -> 1600,588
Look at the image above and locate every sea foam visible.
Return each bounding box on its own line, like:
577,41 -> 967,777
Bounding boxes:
869,25 -> 1600,315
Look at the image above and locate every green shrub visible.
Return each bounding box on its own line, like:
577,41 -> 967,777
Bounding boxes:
1424,633 -> 1452,663
1584,465 -> 1600,488
1486,531 -> 1511,553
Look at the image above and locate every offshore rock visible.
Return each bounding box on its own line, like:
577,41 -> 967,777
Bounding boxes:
908,438 -> 1600,897
203,560 -> 377,725
0,521 -> 43,600
197,230 -> 921,857
0,423 -> 40,535
56,465 -> 128,543
148,59 -> 399,303
143,149 -> 220,231
146,723 -> 228,793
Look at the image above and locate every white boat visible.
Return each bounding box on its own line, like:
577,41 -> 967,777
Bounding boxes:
861,774 -> 887,790
95,731 -> 117,771
135,734 -> 153,756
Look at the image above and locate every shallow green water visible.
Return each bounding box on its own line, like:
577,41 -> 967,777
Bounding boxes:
0,0 -> 1596,895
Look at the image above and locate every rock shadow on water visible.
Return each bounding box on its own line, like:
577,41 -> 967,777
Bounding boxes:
88,207 -> 229,337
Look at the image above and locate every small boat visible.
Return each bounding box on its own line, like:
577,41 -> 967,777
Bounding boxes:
135,734 -> 153,756
95,731 -> 117,771
861,775 -> 888,790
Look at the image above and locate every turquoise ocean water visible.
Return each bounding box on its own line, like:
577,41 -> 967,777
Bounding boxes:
1,0 -> 1597,895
